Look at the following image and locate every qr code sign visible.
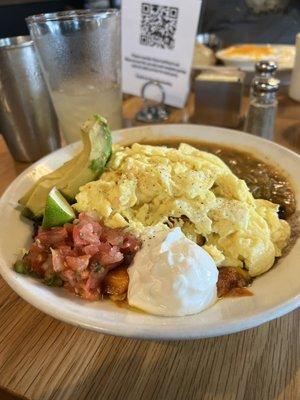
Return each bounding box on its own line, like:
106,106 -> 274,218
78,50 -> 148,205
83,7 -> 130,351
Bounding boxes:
140,3 -> 179,50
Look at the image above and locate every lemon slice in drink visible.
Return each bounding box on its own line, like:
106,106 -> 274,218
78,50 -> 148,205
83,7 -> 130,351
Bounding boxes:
42,187 -> 75,228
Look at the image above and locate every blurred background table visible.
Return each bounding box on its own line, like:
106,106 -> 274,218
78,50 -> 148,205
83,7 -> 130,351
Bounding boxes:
0,92 -> 299,400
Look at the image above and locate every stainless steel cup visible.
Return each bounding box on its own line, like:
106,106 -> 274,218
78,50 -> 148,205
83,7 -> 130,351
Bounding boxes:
0,36 -> 61,162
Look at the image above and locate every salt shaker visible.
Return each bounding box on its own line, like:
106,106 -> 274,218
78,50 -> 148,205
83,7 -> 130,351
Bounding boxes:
244,78 -> 279,140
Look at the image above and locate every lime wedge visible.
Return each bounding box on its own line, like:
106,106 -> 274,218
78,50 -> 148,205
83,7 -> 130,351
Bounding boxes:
42,187 -> 75,228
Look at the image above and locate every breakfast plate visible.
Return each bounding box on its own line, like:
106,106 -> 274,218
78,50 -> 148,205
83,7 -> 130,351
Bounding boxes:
216,44 -> 295,72
0,124 -> 299,339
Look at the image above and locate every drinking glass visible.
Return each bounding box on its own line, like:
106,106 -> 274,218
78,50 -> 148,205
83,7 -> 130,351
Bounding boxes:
27,10 -> 122,144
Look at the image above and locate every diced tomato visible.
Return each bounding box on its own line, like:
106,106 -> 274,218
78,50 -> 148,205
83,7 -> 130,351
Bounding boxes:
23,212 -> 141,301
73,223 -> 100,247
56,245 -> 78,257
121,235 -> 141,253
80,270 -> 90,280
79,213 -> 102,235
60,269 -> 76,285
24,242 -> 49,273
89,243 -> 113,265
101,227 -> 124,246
83,244 -> 100,257
90,246 -> 123,269
65,255 -> 90,272
96,242 -> 111,253
37,227 -> 68,247
85,270 -> 106,291
98,245 -> 124,266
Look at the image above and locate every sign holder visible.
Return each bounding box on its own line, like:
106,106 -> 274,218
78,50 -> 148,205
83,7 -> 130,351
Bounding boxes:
135,80 -> 170,123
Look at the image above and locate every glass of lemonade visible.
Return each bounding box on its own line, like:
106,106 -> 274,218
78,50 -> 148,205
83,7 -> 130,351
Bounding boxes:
27,10 -> 122,143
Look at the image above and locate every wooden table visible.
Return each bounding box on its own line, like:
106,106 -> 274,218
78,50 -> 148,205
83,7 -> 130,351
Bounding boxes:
0,94 -> 299,400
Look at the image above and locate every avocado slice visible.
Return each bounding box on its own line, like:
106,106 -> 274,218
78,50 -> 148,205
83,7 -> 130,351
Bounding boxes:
19,115 -> 112,219
18,152 -> 82,206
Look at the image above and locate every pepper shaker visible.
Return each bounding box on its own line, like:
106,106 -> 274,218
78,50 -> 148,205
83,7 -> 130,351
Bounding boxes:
254,60 -> 278,79
250,60 -> 277,96
244,78 -> 280,141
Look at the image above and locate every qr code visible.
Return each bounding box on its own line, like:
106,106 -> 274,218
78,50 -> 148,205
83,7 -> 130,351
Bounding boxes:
140,3 -> 179,50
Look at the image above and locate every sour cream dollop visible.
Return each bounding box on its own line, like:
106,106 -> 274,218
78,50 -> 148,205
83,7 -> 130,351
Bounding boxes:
127,228 -> 218,316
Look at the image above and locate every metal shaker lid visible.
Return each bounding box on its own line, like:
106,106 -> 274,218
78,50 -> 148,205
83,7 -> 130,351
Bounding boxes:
255,60 -> 278,74
253,77 -> 280,94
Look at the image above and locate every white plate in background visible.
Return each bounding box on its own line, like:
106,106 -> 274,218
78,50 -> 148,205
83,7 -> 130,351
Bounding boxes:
216,44 -> 295,72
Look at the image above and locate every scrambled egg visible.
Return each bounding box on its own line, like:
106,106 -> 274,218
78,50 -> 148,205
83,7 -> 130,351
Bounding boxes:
74,143 -> 290,277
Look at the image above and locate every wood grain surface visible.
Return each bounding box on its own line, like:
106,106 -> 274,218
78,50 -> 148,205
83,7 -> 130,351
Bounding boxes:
0,94 -> 299,400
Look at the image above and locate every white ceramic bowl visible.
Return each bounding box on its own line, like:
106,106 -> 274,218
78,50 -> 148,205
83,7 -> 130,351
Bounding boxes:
0,125 -> 299,340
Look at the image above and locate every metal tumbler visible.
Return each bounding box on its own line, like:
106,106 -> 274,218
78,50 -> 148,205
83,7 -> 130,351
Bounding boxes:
0,36 -> 60,162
